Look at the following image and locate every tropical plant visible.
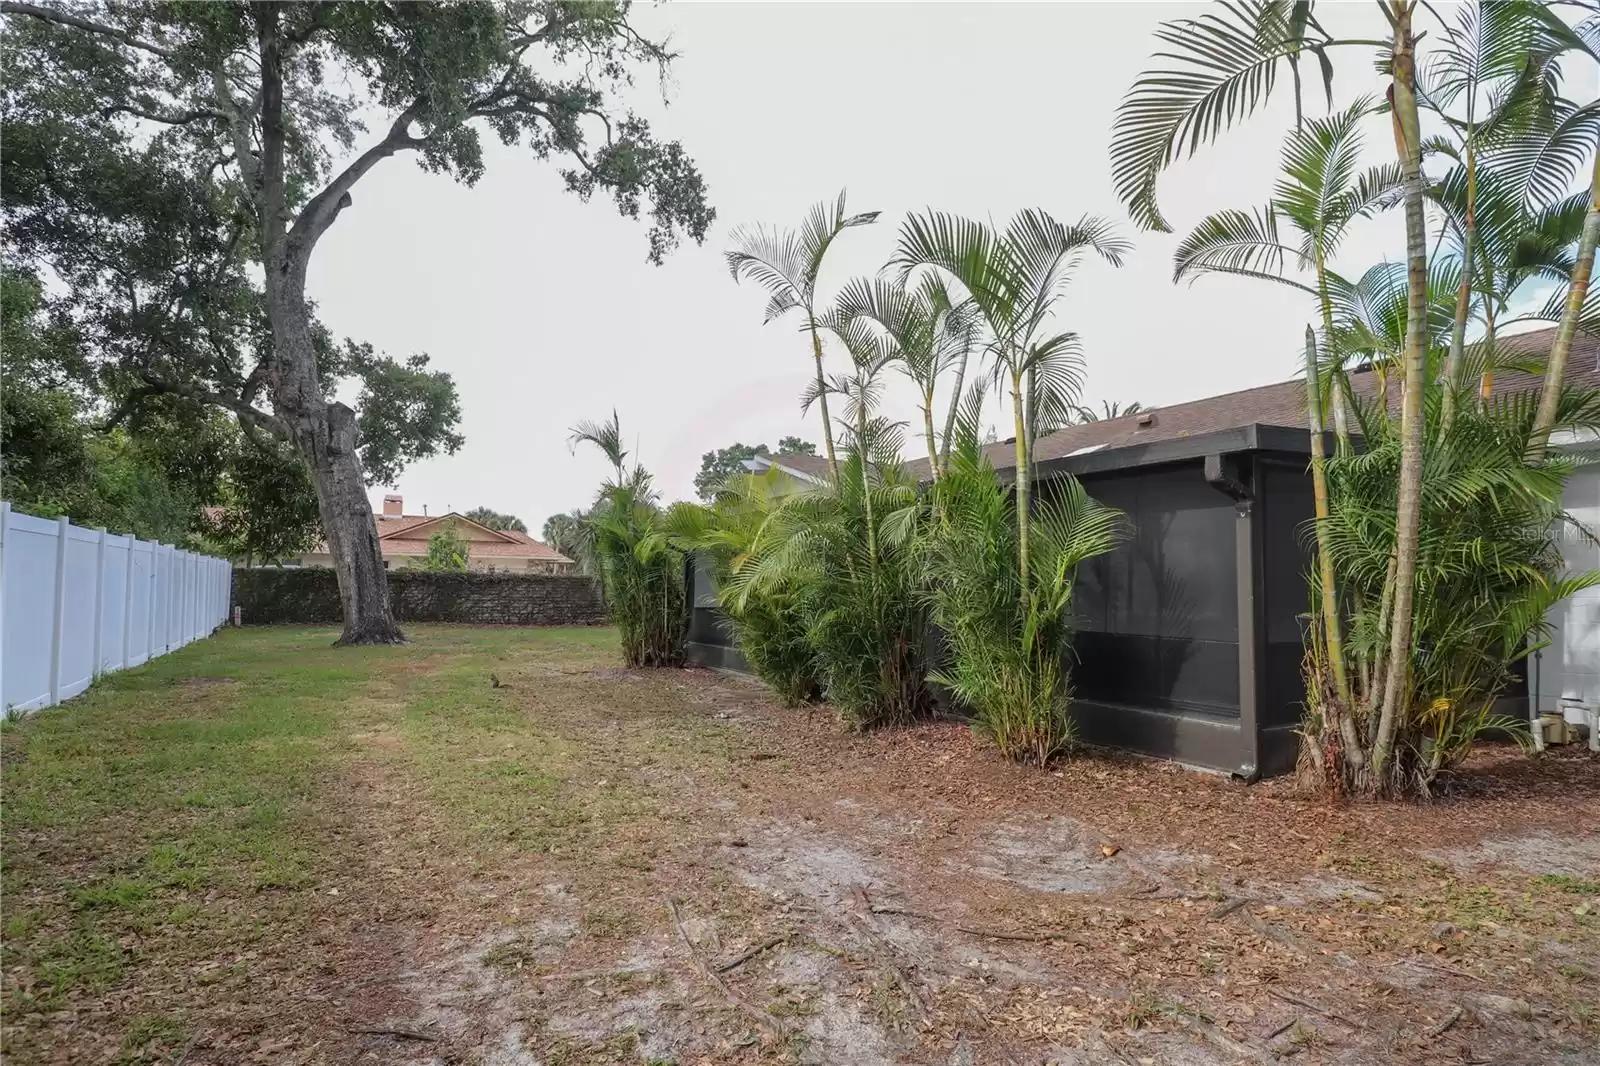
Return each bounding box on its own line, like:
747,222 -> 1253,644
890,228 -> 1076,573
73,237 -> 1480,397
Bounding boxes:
892,208 -> 1128,594
928,400 -> 1127,764
668,469 -> 820,706
1115,0 -> 1443,792
1071,400 -> 1145,423
828,273 -> 977,478
1518,7 -> 1599,453
1304,375 -> 1600,794
571,415 -> 686,668
728,419 -> 932,730
726,191 -> 880,479
542,510 -> 596,576
423,521 -> 471,573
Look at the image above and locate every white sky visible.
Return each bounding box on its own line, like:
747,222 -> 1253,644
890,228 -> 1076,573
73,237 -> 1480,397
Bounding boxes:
307,1 -> 1594,534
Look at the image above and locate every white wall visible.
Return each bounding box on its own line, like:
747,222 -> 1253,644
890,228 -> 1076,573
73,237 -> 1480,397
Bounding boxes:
0,503 -> 233,713
1542,463 -> 1600,720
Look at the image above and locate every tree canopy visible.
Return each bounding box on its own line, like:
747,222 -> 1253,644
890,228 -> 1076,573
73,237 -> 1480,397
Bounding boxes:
693,437 -> 817,500
1,0 -> 713,643
465,506 -> 528,533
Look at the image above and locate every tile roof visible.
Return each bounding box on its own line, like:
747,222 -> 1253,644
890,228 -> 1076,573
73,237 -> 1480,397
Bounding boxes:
312,513 -> 573,563
905,327 -> 1599,479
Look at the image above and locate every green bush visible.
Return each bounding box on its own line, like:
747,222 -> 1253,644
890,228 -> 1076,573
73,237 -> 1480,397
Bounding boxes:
668,470 -> 820,707
1305,383 -> 1600,794
731,427 -> 932,729
927,427 -> 1125,764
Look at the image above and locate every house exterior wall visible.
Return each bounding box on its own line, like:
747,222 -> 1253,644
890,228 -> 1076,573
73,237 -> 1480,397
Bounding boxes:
1544,461 -> 1600,722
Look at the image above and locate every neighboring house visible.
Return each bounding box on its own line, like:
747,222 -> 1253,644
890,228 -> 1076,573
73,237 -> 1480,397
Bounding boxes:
740,452 -> 830,496
296,495 -> 576,574
689,327 -> 1599,777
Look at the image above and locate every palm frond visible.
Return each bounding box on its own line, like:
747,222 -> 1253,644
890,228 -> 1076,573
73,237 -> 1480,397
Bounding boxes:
1112,0 -> 1332,232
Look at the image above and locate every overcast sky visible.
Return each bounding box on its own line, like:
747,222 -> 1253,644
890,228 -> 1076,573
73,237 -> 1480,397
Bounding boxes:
308,1 -> 1592,535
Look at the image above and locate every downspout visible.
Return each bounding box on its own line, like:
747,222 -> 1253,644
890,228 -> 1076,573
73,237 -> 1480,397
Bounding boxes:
1205,451 -> 1262,783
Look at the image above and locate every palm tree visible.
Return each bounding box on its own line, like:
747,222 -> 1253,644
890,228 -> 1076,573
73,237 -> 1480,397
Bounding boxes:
568,409 -> 627,484
1172,99 -> 1402,723
726,191 -> 880,480
1517,7 -> 1599,454
1114,0 -> 1441,788
827,273 -> 977,479
1176,98 -> 1400,445
1071,400 -> 1144,423
891,209 -> 1128,594
1414,0 -> 1543,428
570,414 -> 686,667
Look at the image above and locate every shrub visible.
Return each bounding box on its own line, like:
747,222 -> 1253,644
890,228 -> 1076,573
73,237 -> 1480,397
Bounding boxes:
732,426 -> 932,728
668,470 -> 820,707
927,427 -> 1126,764
1303,384 -> 1600,795
571,412 -> 686,668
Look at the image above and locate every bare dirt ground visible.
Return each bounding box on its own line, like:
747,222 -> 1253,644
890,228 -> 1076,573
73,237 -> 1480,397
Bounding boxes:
4,626 -> 1597,1066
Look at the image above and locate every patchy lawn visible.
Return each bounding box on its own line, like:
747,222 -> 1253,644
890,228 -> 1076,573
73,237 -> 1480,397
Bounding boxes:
3,626 -> 1597,1066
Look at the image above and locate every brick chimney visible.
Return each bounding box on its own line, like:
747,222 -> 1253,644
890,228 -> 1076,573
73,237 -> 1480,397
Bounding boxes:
382,493 -> 403,519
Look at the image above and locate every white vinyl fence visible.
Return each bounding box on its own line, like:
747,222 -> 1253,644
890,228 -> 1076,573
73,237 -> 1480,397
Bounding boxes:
0,502 -> 232,713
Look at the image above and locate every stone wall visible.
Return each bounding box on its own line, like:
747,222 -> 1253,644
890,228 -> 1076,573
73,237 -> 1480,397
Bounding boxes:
232,569 -> 606,627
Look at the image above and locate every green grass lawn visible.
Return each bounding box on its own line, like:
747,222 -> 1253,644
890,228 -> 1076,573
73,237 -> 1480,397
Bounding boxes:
5,624 -> 1595,1066
1,625 -> 626,1063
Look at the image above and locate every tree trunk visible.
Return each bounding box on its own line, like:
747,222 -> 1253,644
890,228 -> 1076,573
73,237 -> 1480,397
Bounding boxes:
1304,328 -> 1355,754
808,320 -> 840,481
1440,142 -> 1477,437
1372,4 -> 1427,784
1529,150 -> 1599,460
940,344 -> 971,471
1479,299 -> 1498,403
267,279 -> 405,646
857,393 -> 878,578
922,396 -> 942,481
248,7 -> 402,647
1313,251 -> 1353,455
1011,371 -> 1030,598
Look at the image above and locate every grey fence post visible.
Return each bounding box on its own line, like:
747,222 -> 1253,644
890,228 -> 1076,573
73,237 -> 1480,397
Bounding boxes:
49,516 -> 70,706
121,537 -> 134,670
91,528 -> 107,678
0,502 -> 9,710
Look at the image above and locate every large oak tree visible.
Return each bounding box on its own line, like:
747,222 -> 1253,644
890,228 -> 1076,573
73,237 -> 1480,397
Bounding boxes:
1,1 -> 713,643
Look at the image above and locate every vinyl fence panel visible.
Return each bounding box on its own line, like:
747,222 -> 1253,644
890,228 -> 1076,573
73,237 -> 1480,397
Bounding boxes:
0,502 -> 233,714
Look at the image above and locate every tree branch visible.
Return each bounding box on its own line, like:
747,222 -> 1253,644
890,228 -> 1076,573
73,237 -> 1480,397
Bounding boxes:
286,99 -> 426,257
0,1 -> 176,58
101,102 -> 228,126
132,371 -> 291,441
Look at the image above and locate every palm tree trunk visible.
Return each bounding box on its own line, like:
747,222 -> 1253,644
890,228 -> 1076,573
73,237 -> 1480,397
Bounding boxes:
1479,298 -> 1498,404
1529,150 -> 1599,460
923,393 -> 942,481
857,392 -> 878,578
1011,371 -> 1031,597
1373,2 -> 1427,784
1441,143 -> 1478,437
1304,328 -> 1356,755
809,319 -> 840,480
1313,252 -> 1351,455
940,345 -> 971,472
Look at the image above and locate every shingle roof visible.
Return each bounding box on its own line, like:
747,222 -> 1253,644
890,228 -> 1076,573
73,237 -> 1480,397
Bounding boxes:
748,453 -> 831,483
905,327 -> 1600,479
